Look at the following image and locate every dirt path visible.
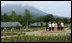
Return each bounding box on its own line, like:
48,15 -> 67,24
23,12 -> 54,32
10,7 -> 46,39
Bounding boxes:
25,29 -> 71,36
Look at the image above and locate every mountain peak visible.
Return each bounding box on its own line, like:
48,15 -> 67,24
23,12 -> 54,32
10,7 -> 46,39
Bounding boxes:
1,4 -> 47,17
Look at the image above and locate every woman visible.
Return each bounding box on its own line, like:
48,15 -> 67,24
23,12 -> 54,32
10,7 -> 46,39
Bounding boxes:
52,22 -> 55,31
46,22 -> 48,31
61,22 -> 64,30
48,22 -> 52,31
57,22 -> 61,30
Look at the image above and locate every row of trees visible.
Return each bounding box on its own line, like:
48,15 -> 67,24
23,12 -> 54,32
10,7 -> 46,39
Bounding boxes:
36,14 -> 71,24
1,9 -> 71,29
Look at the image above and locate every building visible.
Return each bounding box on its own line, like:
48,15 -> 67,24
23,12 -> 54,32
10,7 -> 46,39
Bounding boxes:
29,22 -> 45,28
1,22 -> 22,30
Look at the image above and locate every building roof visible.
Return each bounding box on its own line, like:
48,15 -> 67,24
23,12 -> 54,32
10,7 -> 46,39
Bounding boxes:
29,22 -> 45,27
1,22 -> 22,28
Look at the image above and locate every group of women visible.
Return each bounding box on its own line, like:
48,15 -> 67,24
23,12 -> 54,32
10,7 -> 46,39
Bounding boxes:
46,22 -> 64,31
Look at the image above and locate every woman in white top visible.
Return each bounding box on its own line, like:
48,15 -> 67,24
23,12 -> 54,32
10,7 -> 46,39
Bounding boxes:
48,22 -> 52,31
61,22 -> 64,30
52,22 -> 55,31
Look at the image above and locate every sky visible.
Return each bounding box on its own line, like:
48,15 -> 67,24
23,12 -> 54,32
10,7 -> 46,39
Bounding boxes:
1,1 -> 71,17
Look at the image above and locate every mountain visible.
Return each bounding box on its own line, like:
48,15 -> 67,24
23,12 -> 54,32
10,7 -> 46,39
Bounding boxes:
1,5 -> 47,18
1,4 -> 69,19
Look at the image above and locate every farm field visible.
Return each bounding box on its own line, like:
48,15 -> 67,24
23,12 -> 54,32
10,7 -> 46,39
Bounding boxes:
1,34 -> 71,42
1,27 -> 71,42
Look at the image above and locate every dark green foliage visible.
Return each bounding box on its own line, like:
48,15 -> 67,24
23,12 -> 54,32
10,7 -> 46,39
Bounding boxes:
24,9 -> 34,29
43,14 -> 54,22
1,10 -> 71,27
1,13 -> 9,22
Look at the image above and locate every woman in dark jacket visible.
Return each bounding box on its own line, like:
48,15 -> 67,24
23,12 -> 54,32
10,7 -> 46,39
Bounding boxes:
57,22 -> 61,30
46,22 -> 48,31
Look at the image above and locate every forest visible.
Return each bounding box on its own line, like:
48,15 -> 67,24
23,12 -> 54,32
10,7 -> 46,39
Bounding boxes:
1,9 -> 71,28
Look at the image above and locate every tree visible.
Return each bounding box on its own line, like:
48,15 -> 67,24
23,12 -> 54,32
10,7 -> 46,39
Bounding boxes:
44,14 -> 54,22
1,13 -> 8,22
1,15 -> 4,22
17,15 -> 27,26
67,18 -> 71,24
54,17 -> 63,23
9,10 -> 17,22
63,18 -> 67,24
36,16 -> 44,26
24,9 -> 33,29
28,13 -> 34,25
